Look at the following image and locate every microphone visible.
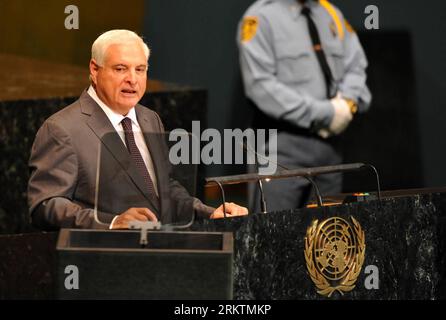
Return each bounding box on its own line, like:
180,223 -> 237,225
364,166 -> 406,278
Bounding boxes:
212,142 -> 382,208
241,142 -> 324,208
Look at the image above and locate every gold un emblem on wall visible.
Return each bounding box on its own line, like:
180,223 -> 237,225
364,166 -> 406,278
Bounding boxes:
304,217 -> 366,297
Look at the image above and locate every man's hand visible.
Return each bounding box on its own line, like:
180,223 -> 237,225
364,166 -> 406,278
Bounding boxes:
318,94 -> 353,138
110,207 -> 158,229
210,202 -> 249,219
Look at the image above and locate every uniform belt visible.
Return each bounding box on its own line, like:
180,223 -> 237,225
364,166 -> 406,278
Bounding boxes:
251,106 -> 340,144
252,107 -> 317,138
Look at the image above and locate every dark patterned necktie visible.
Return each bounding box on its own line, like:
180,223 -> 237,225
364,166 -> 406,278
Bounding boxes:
121,117 -> 159,206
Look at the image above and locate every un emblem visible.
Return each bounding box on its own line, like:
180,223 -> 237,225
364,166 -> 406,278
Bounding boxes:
304,217 -> 365,297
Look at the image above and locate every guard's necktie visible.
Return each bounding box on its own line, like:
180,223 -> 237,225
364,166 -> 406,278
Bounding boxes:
121,117 -> 159,208
301,5 -> 336,98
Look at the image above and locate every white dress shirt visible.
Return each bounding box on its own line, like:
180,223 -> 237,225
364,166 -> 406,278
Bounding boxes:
87,86 -> 159,196
87,86 -> 160,228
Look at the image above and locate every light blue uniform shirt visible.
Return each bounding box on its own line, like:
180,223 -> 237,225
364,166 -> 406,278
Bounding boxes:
237,0 -> 371,129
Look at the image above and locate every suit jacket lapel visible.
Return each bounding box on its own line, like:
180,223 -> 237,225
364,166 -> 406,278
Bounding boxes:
135,105 -> 164,198
79,91 -> 160,212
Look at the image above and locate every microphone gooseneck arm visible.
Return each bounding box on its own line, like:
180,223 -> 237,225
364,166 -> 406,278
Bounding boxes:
204,179 -> 227,219
257,179 -> 268,213
304,175 -> 323,207
361,163 -> 382,202
243,142 -> 324,207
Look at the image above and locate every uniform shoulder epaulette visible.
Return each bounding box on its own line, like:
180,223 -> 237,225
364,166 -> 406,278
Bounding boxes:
319,0 -> 345,40
246,0 -> 275,16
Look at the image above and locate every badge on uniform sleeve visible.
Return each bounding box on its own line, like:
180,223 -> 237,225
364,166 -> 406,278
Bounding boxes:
241,16 -> 258,43
329,21 -> 337,38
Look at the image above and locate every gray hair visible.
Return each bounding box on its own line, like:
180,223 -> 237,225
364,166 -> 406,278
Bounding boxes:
91,29 -> 150,66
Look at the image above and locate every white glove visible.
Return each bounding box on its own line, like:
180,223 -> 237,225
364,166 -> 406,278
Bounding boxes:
318,95 -> 353,138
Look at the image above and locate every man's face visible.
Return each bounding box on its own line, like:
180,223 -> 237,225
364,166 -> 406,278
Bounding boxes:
90,42 -> 147,115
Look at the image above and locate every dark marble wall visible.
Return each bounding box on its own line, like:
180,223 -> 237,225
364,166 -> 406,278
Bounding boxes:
1,191 -> 445,299
0,97 -> 77,234
0,232 -> 57,299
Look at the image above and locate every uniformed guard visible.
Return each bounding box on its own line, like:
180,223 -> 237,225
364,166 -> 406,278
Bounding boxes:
237,0 -> 371,212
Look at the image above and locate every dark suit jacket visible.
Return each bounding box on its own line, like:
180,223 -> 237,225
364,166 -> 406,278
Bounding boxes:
28,91 -> 214,230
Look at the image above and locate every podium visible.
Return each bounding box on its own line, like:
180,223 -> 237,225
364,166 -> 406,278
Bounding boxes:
2,188 -> 446,299
56,229 -> 233,299
192,189 -> 446,299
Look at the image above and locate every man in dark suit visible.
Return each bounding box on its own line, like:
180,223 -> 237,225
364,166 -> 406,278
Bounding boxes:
28,29 -> 248,230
